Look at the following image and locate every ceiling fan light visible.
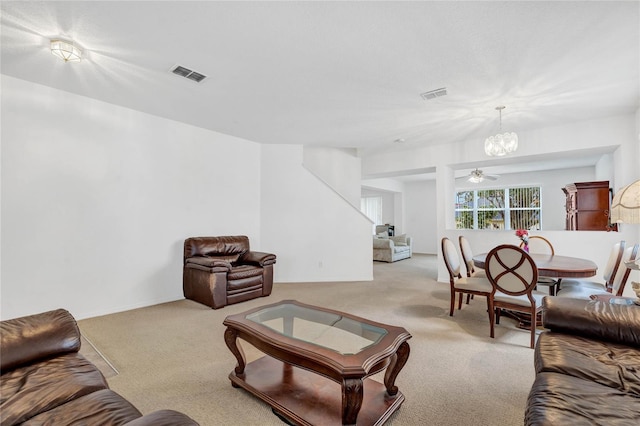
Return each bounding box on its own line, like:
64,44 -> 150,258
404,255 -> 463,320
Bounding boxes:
50,39 -> 82,63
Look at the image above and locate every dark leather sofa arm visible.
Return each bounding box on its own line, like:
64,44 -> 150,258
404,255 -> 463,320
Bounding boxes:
240,251 -> 277,267
542,296 -> 640,347
1,308 -> 81,372
185,257 -> 232,272
125,409 -> 199,425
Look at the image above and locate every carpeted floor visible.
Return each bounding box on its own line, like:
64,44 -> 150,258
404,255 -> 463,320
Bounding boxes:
78,254 -> 536,425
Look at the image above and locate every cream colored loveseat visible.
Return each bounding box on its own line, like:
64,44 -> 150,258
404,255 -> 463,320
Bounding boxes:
373,234 -> 413,262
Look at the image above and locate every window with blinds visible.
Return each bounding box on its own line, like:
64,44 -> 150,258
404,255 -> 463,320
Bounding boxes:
455,187 -> 541,230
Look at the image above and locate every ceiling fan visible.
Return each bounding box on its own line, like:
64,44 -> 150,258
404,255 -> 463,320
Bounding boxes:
466,168 -> 499,183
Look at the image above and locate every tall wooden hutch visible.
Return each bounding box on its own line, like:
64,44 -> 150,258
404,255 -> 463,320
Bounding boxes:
562,181 -> 614,231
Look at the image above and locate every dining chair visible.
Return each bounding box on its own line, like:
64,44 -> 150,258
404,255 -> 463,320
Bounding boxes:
485,244 -> 546,349
519,235 -> 558,294
441,237 -> 492,319
560,242 -> 639,300
559,240 -> 626,296
459,236 -> 486,278
604,243 -> 639,297
519,235 -> 554,255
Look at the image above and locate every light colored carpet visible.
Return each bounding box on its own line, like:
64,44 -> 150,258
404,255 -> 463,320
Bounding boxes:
78,254 -> 535,425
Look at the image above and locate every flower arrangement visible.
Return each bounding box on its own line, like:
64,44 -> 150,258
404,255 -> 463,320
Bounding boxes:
515,229 -> 529,244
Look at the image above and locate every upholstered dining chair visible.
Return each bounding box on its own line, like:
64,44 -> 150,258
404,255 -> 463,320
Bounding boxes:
485,244 -> 546,349
459,235 -> 486,278
519,235 -> 558,293
560,242 -> 638,299
441,237 -> 492,319
559,240 -> 626,296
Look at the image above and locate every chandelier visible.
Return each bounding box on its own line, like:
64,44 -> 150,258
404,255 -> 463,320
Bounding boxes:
484,106 -> 518,156
50,39 -> 82,63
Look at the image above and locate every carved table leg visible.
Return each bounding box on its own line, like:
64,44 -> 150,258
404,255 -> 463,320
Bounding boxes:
224,327 -> 246,382
384,341 -> 410,396
342,377 -> 364,426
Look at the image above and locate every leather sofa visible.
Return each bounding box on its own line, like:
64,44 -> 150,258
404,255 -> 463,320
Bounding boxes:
525,296 -> 640,425
183,236 -> 276,309
1,308 -> 198,426
373,234 -> 412,262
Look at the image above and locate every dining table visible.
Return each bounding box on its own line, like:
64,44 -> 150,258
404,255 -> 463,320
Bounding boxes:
472,252 -> 598,296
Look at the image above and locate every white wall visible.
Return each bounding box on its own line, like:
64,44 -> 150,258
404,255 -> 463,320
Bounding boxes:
303,147 -> 361,207
404,180 -> 438,254
261,145 -> 373,282
1,77 -> 376,320
1,76 -> 262,320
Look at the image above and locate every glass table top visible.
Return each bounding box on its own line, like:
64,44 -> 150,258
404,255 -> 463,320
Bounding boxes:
246,302 -> 388,355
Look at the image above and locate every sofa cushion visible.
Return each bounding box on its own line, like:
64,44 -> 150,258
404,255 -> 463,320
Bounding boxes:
525,372 -> 640,425
21,389 -> 142,426
0,353 -> 109,425
393,245 -> 411,254
534,332 -> 640,397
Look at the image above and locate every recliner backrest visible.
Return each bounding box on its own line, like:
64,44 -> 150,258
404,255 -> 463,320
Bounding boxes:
184,236 -> 249,263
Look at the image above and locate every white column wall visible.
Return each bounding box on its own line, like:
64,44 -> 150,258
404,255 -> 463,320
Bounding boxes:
261,145 -> 373,282
303,147 -> 361,207
404,180 -> 438,254
1,76 -> 262,320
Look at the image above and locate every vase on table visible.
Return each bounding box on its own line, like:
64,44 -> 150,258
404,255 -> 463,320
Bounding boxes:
523,243 -> 529,253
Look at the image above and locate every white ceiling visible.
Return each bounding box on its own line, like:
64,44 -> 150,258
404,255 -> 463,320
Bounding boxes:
2,1 -> 638,176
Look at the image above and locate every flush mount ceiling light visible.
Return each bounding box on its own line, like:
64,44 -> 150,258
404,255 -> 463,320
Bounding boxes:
50,39 -> 82,63
484,106 -> 518,157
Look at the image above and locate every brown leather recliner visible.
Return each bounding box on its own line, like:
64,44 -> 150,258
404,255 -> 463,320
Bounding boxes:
183,236 -> 276,309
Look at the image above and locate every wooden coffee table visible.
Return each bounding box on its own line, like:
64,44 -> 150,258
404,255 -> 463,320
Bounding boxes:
223,300 -> 411,426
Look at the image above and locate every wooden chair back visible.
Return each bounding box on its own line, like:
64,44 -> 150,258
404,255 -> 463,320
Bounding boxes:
603,241 -> 626,287
610,243 -> 639,296
486,245 -> 539,296
519,236 -> 554,255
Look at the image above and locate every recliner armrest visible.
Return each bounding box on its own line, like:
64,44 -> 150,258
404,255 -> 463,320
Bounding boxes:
1,308 -> 81,371
239,251 -> 276,267
373,238 -> 393,249
542,296 -> 640,346
185,257 -> 232,272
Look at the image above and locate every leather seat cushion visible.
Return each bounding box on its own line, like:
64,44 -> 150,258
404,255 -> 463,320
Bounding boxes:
535,332 -> 640,396
228,265 -> 263,291
228,264 -> 263,280
525,372 -> 640,425
0,353 -> 109,425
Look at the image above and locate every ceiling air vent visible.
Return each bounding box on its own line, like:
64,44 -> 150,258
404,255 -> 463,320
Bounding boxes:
420,87 -> 447,100
170,65 -> 207,83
